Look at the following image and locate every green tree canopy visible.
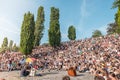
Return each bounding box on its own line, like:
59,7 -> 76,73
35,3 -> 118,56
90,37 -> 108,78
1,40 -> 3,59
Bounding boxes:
1,37 -> 8,51
48,7 -> 61,47
20,12 -> 35,55
112,0 -> 120,8
92,30 -> 103,38
68,25 -> 76,40
112,0 -> 120,34
115,8 -> 120,33
34,6 -> 45,47
0,37 -> 8,53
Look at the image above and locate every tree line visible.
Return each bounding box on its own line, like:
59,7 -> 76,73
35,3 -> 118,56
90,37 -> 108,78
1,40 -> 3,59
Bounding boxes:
20,6 -> 76,55
0,37 -> 19,53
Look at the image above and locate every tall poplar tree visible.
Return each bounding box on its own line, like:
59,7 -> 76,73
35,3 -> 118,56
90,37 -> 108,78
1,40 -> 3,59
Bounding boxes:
34,6 -> 45,47
112,0 -> 120,33
20,12 -> 35,55
1,37 -> 8,51
12,43 -> 19,52
0,37 -> 8,53
68,25 -> 76,40
48,7 -> 61,47
9,40 -> 13,52
115,8 -> 120,33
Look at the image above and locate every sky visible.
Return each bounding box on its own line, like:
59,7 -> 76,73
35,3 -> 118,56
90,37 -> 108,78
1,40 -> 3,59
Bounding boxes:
0,0 -> 117,46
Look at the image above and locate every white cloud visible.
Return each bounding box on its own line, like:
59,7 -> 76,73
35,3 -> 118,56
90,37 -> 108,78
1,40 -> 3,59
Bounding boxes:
80,0 -> 88,17
77,0 -> 89,31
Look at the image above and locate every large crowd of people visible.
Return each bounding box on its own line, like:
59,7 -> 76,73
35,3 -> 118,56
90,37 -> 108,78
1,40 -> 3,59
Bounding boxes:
0,34 -> 120,80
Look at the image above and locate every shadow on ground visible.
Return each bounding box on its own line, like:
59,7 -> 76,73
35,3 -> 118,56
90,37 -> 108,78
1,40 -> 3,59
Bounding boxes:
76,74 -> 85,77
41,72 -> 59,76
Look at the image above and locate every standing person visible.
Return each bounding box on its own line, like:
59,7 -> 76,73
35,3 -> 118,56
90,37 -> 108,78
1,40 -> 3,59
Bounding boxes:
0,61 -> 4,72
7,60 -> 12,72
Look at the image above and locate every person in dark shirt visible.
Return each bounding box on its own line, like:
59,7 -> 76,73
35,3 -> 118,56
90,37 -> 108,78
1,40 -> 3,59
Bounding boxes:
20,65 -> 30,77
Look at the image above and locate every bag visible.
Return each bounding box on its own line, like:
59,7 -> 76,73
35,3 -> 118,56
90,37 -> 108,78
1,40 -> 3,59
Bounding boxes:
68,67 -> 76,76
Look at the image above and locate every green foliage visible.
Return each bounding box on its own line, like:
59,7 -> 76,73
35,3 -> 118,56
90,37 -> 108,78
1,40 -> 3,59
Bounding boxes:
116,8 -> 120,33
92,30 -> 103,38
107,22 -> 118,35
112,0 -> 120,8
68,25 -> 76,40
9,40 -> 13,52
0,48 -> 5,54
112,0 -> 120,34
34,6 -> 45,47
48,7 -> 61,47
2,37 -> 8,48
20,12 -> 35,55
1,37 -> 8,52
115,13 -> 118,23
12,43 -> 19,52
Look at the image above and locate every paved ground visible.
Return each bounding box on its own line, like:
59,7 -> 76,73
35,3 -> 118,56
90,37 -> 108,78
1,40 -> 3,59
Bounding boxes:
0,70 -> 94,80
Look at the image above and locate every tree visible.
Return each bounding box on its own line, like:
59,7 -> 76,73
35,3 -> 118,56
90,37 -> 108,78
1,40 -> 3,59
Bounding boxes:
112,0 -> 120,33
9,40 -> 13,52
114,8 -> 120,33
0,48 -> 4,54
48,7 -> 61,47
12,43 -> 19,52
1,37 -> 8,51
34,6 -> 45,47
92,30 -> 103,37
20,12 -> 35,55
112,0 -> 120,8
107,22 -> 118,35
68,25 -> 76,40
0,37 -> 8,53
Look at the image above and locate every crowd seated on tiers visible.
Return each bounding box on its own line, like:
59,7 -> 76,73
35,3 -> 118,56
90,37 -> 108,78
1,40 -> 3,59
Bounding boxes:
0,34 -> 120,80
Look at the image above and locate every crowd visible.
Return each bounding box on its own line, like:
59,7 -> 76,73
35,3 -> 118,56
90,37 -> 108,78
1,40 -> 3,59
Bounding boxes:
0,34 -> 120,80
0,52 -> 24,71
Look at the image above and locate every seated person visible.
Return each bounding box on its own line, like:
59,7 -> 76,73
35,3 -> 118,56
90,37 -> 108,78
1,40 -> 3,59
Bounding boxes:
109,72 -> 119,80
94,76 -> 105,80
20,65 -> 31,77
94,70 -> 105,80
